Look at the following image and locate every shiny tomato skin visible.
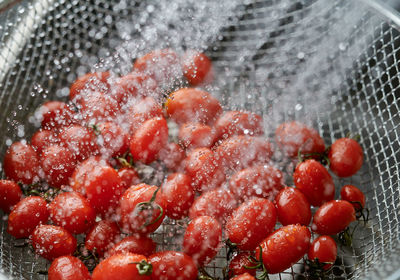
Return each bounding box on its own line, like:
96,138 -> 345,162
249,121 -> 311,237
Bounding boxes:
130,117 -> 168,164
107,235 -> 156,257
78,91 -> 120,124
256,224 -> 311,274
293,159 -> 335,207
85,220 -> 121,257
48,256 -> 91,280
232,273 -> 256,280
49,191 -> 96,234
37,101 -> 74,131
92,253 -> 151,280
7,196 -> 49,238
118,167 -> 140,189
70,72 -> 110,101
308,235 -> 337,270
229,252 -> 257,277
229,164 -> 283,202
328,138 -> 363,177
161,173 -> 194,220
148,251 -> 198,280
275,187 -> 311,226
312,200 -> 356,235
119,184 -> 166,234
0,180 -> 22,213
214,111 -> 264,140
97,122 -> 129,158
189,188 -> 237,225
3,141 -> 40,184
41,144 -> 77,188
113,72 -> 158,103
183,216 -> 222,266
179,122 -> 216,149
182,50 -> 213,86
226,198 -> 276,251
340,184 -> 366,211
126,96 -> 163,134
31,225 -> 77,260
31,129 -> 59,154
165,88 -> 222,125
157,142 -> 185,171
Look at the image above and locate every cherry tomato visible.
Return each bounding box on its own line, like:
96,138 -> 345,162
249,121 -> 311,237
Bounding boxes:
189,188 -> 237,225
126,96 -> 163,134
161,173 -> 194,220
308,235 -> 337,270
113,72 -> 158,103
31,129 -> 59,154
130,117 -> 169,164
182,50 -> 213,86
97,122 -> 129,158
312,200 -> 356,235
229,252 -> 257,277
37,101 -> 74,131
48,256 -> 91,280
85,220 -> 121,257
118,167 -> 141,189
157,142 -> 185,171
92,253 -> 151,280
340,184 -> 366,211
229,164 -> 283,202
107,235 -> 156,257
293,159 -> 335,207
232,273 -> 256,280
3,141 -> 40,184
165,88 -> 222,125
275,187 -> 311,226
256,224 -> 311,274
7,196 -> 48,238
328,138 -> 363,177
214,111 -> 264,140
58,124 -> 99,162
70,72 -> 110,101
119,184 -> 166,234
178,122 -> 216,149
226,198 -> 276,250
183,216 -> 222,266
78,91 -> 120,124
31,224 -> 77,260
148,251 -> 198,280
275,121 -> 325,157
40,144 -> 77,187
49,191 -> 96,234
0,180 -> 22,213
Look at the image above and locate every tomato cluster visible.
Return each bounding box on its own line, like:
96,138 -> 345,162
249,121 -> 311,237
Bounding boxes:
0,48 -> 368,279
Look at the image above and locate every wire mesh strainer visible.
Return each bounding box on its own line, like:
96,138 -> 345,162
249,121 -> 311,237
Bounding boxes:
0,0 -> 400,279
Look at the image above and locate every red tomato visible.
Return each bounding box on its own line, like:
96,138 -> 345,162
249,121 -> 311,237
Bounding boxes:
189,188 -> 237,225
275,187 -> 311,226
157,142 -> 185,171
256,224 -> 311,274
3,141 -> 40,184
97,122 -> 129,157
308,235 -> 337,270
340,184 -> 366,211
70,158 -> 124,216
118,167 -> 140,189
275,121 -> 325,157
92,253 -> 151,280
40,144 -> 77,188
0,180 -> 22,213
226,198 -> 276,251
229,164 -> 283,202
59,125 -> 99,162
130,117 -> 169,164
48,256 -> 91,280
31,225 -> 77,260
126,96 -> 163,134
107,235 -> 156,257
37,101 -> 75,130
229,252 -> 257,277
148,251 -> 198,280
312,200 -> 356,235
328,138 -> 363,177
232,273 -> 256,280
112,72 -> 158,103
7,196 -> 48,238
178,122 -> 216,149
119,184 -> 166,234
85,220 -> 121,257
293,159 -> 335,207
49,191 -> 96,234
70,72 -> 110,101
183,216 -> 222,266
161,173 -> 194,220
214,111 -> 264,140
31,129 -> 59,154
165,88 -> 222,125
182,50 -> 213,86
78,91 -> 120,123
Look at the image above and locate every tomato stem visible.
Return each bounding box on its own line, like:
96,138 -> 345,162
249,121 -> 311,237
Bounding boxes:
136,187 -> 164,227
338,224 -> 358,247
134,260 -> 153,275
352,201 -> 370,225
224,239 -> 238,260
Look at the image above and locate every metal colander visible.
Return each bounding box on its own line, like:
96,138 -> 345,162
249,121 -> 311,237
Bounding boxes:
0,0 -> 400,279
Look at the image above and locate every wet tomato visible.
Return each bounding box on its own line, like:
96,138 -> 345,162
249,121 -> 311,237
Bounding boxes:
214,111 -> 264,140
178,122 -> 216,149
293,159 -> 335,207
340,184 -> 366,211
97,122 -> 129,158
118,167 -> 141,189
182,50 -> 213,86
126,96 -> 163,134
85,220 -> 121,257
328,138 -> 363,177
148,251 -> 198,280
107,235 -> 156,257
308,235 -> 337,270
78,91 -> 120,124
36,101 -> 74,131
232,273 -> 256,280
275,187 -> 311,226
0,180 -> 22,213
157,142 -> 185,171
70,72 -> 110,101
48,256 -> 91,280
229,252 -> 257,277
113,72 -> 158,103
31,129 -> 59,154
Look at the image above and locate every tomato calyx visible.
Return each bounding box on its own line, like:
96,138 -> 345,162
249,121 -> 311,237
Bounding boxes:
243,246 -> 270,280
21,182 -> 63,203
74,243 -> 99,271
352,201 -> 370,224
305,258 -> 334,278
91,124 -> 101,136
115,151 -> 135,168
225,239 -> 238,260
133,259 -> 153,276
136,186 -> 164,227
